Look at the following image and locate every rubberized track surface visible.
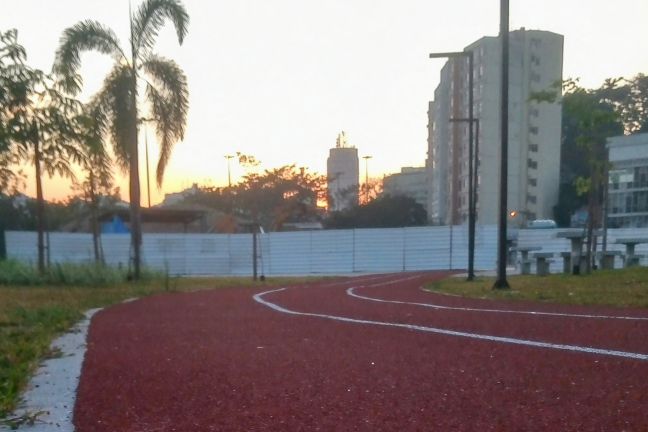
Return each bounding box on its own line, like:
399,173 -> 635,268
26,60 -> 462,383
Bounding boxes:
75,272 -> 648,431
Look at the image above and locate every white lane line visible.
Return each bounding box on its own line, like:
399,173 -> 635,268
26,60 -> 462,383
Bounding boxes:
253,288 -> 648,362
348,287 -> 648,321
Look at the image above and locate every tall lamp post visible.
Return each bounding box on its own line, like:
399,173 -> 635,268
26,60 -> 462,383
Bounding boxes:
224,154 -> 234,187
494,0 -> 511,289
429,50 -> 476,281
362,155 -> 372,203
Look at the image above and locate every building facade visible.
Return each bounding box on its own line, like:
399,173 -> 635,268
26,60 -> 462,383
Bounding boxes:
607,133 -> 648,228
426,28 -> 564,226
327,131 -> 359,211
383,167 -> 428,208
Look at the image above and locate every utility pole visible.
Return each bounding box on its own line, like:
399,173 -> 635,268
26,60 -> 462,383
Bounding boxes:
225,154 -> 234,187
429,50 -> 475,280
494,0 -> 511,289
363,155 -> 372,203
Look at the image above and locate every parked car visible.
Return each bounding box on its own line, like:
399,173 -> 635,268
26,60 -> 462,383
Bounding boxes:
527,219 -> 557,229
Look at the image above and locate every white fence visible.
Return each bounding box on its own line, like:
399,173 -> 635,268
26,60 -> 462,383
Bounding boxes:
5,226 -> 499,276
8,226 -> 645,276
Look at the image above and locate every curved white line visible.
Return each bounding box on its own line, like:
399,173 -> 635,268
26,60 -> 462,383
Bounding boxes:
253,288 -> 648,361
348,287 -> 648,321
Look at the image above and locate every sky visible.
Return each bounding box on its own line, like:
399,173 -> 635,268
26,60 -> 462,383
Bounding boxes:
2,0 -> 648,205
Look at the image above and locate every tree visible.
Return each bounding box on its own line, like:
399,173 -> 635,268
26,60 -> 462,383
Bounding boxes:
325,195 -> 427,229
0,29 -> 83,272
73,104 -> 114,262
535,79 -> 623,272
231,165 -> 326,230
53,0 -> 190,279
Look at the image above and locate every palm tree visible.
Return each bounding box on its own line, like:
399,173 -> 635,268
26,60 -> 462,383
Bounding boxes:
53,0 -> 189,279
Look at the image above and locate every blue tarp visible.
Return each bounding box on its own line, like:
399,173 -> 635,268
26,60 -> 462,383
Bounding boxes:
101,216 -> 130,234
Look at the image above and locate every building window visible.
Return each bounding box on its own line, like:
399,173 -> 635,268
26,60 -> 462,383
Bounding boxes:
530,54 -> 540,66
530,107 -> 539,117
528,178 -> 537,187
529,143 -> 538,153
527,159 -> 538,169
527,194 -> 537,204
531,72 -> 541,83
529,126 -> 539,135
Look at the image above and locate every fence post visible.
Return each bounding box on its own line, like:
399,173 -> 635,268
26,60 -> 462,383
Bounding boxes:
0,226 -> 6,260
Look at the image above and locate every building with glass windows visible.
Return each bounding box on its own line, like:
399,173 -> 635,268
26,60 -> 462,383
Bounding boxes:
607,133 -> 648,228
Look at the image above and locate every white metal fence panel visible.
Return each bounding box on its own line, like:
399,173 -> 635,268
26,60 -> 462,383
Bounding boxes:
309,230 -> 354,274
353,228 -> 405,273
6,225 -> 499,276
265,232 -> 312,275
228,234 -> 253,276
5,231 -> 37,263
475,225 -> 499,271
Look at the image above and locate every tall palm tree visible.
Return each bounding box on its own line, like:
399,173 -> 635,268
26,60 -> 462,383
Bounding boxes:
53,0 -> 189,279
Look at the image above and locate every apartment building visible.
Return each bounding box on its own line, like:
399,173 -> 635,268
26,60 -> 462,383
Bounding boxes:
426,28 -> 564,226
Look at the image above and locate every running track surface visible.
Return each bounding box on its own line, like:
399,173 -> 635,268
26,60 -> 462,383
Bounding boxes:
74,272 -> 648,431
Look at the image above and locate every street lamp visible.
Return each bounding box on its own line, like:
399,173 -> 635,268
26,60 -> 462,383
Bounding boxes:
224,154 -> 234,187
429,50 -> 476,281
494,0 -> 511,289
362,155 -> 372,203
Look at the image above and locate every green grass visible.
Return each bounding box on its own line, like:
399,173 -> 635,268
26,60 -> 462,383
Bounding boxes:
0,261 -> 320,420
428,267 -> 648,308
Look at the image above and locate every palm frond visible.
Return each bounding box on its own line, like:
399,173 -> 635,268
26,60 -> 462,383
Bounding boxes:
142,56 -> 188,186
146,84 -> 174,187
53,20 -> 126,94
132,0 -> 189,57
92,64 -> 136,173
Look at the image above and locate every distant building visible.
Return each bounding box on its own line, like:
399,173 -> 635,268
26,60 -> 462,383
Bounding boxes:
426,28 -> 564,226
382,167 -> 428,208
162,183 -> 200,206
607,133 -> 648,228
327,131 -> 359,211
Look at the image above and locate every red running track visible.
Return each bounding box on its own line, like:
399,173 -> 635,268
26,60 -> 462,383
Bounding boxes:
74,272 -> 648,431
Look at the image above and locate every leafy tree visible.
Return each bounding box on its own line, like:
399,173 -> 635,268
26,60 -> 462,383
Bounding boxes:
325,195 -> 427,229
53,0 -> 190,279
0,29 -> 83,272
535,79 -> 624,272
175,164 -> 327,231
72,104 -> 114,262
231,165 -> 326,230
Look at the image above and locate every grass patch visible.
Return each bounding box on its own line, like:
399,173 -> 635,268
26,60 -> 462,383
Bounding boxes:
428,267 -> 648,308
0,263 -> 321,420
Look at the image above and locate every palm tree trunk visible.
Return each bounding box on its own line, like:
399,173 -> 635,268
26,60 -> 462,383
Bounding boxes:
128,60 -> 142,279
34,142 -> 46,274
88,172 -> 102,263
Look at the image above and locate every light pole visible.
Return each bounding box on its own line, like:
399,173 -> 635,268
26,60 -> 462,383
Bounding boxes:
224,154 -> 234,187
362,155 -> 372,203
494,0 -> 511,289
430,50 -> 475,281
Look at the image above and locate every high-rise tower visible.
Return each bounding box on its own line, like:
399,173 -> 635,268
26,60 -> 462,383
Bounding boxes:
327,131 -> 359,211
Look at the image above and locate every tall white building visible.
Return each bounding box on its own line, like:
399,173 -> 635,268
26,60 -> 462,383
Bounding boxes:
426,28 -> 564,226
327,131 -> 359,211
